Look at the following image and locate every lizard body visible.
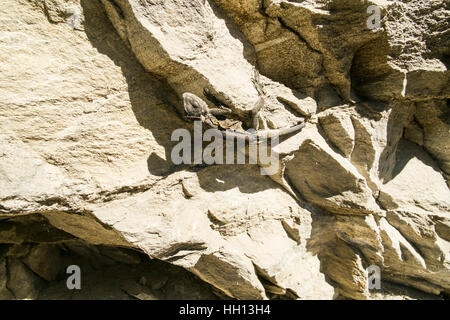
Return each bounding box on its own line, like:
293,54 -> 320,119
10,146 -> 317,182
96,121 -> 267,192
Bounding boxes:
217,122 -> 306,141
183,92 -> 305,141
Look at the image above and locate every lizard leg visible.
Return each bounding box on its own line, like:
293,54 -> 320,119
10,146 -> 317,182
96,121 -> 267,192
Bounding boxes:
251,97 -> 264,130
204,116 -> 218,128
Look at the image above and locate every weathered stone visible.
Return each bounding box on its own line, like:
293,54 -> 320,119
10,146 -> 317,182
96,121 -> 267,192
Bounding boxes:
0,0 -> 449,301
98,246 -> 142,265
378,140 -> 450,216
23,244 -> 64,281
352,0 -> 450,102
378,216 -> 450,295
318,107 -> 355,158
404,119 -> 424,147
7,258 -> 45,300
226,219 -> 334,299
414,100 -> 450,185
100,0 -> 306,129
0,258 -> 14,300
434,217 -> 450,242
285,137 -> 379,215
0,215 -> 75,244
87,165 -> 329,299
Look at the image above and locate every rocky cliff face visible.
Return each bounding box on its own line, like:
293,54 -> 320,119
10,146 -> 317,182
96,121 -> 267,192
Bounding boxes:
0,0 -> 449,300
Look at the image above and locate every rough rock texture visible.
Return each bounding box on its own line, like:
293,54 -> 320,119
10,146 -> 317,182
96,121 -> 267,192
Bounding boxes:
0,0 -> 448,300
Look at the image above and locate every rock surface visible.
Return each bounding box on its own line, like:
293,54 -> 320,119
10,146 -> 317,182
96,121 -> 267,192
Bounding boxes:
0,0 -> 448,300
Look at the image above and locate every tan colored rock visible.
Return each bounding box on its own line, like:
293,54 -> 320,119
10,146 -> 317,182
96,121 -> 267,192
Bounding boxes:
350,101 -> 415,189
385,211 -> 449,272
308,214 -> 370,300
212,0 -> 326,99
334,214 -> 384,267
378,140 -> 450,216
213,0 -> 383,102
378,216 -> 450,295
0,258 -> 14,300
98,246 -> 142,265
226,219 -> 334,299
379,217 -> 427,271
23,244 -> 64,281
352,0 -> 450,102
38,0 -> 83,27
318,106 -> 355,158
284,135 -> 379,215
42,211 -> 132,247
7,258 -> 44,300
100,0 -> 306,129
434,217 -> 450,242
404,119 -> 424,147
86,165 -> 335,299
0,215 -> 74,244
414,100 -> 450,185
0,0 -> 449,301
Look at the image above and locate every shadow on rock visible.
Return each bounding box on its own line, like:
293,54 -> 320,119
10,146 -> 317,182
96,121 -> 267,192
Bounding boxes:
81,0 -> 279,194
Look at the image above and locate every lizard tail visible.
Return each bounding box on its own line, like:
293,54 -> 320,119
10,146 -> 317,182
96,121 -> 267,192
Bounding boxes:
258,122 -> 306,139
221,122 -> 306,141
